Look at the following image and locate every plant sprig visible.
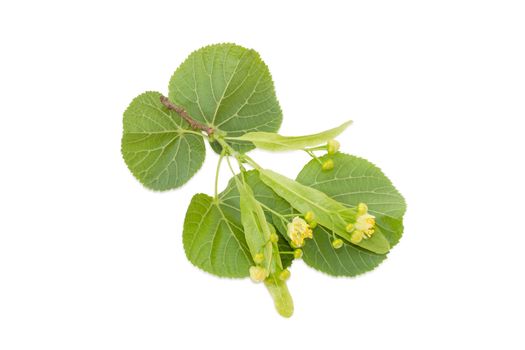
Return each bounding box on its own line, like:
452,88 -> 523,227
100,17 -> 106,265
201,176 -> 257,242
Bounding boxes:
121,43 -> 406,317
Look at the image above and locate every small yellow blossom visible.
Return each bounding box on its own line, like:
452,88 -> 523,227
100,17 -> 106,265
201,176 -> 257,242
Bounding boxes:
287,217 -> 313,247
355,213 -> 375,238
349,203 -> 376,243
249,266 -> 268,283
293,249 -> 303,259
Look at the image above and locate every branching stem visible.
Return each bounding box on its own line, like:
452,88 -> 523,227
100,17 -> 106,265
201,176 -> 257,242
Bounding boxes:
304,149 -> 323,166
160,95 -> 214,135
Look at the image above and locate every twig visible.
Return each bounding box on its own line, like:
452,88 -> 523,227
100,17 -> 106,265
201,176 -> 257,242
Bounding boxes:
160,95 -> 214,135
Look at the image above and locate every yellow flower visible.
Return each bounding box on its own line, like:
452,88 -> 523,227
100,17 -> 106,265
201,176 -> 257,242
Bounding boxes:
287,217 -> 313,247
349,203 -> 376,244
249,266 -> 268,283
355,213 -> 375,238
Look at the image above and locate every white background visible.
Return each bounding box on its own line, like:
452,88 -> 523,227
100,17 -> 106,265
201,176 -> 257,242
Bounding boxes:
1,1 -> 524,349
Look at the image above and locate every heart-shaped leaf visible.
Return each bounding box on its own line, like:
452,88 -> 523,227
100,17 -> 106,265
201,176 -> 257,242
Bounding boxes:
296,153 -> 406,276
168,43 -> 282,153
182,171 -> 294,278
121,91 -> 206,191
183,193 -> 252,278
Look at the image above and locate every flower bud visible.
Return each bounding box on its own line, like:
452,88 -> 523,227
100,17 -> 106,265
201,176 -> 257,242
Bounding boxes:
309,220 -> 318,229
249,266 -> 268,283
327,139 -> 340,155
322,159 -> 334,171
346,223 -> 354,232
304,211 -> 315,223
332,238 -> 344,249
350,230 -> 364,244
279,269 -> 291,281
357,202 -> 368,215
270,233 -> 279,243
253,253 -> 264,264
293,249 -> 303,259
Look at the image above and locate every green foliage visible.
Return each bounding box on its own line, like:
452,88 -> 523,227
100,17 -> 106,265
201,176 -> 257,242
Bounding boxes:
259,169 -> 390,254
295,153 -> 406,276
183,193 -> 252,277
230,120 -> 352,151
183,171 -> 294,278
122,43 -> 406,317
168,43 -> 282,153
121,91 -> 206,191
297,153 -> 406,248
304,225 -> 387,277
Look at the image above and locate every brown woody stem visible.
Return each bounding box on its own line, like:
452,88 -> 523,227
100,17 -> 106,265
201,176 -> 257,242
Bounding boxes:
160,95 -> 214,135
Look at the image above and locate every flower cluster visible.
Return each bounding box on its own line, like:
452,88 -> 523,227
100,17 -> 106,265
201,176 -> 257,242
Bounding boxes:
287,216 -> 313,247
348,203 -> 376,243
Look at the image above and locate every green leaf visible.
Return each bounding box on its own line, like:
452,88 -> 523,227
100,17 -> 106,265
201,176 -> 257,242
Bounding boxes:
229,120 -> 352,151
302,226 -> 387,277
268,197 -> 386,277
297,153 -> 406,247
296,153 -> 406,276
121,91 -> 206,191
168,43 -> 282,154
183,171 -> 295,278
183,193 -> 252,278
258,169 -> 390,254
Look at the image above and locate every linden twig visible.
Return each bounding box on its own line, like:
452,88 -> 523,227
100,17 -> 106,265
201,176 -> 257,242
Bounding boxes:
159,95 -> 214,136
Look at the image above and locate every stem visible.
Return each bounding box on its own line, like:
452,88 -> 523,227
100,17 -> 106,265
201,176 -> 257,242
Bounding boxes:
160,95 -> 214,135
214,151 -> 225,200
225,156 -> 238,177
258,202 -> 290,223
304,149 -> 323,166
214,136 -> 263,171
304,145 -> 327,152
